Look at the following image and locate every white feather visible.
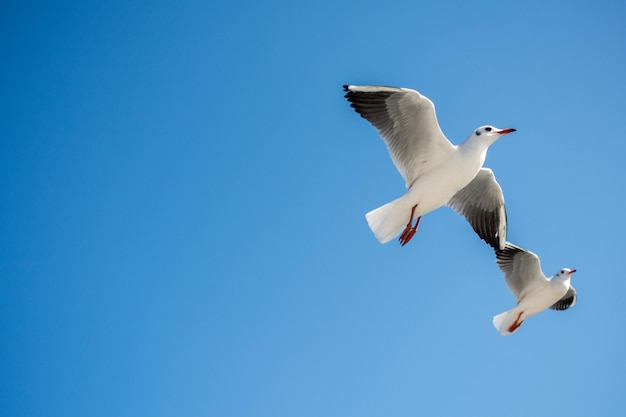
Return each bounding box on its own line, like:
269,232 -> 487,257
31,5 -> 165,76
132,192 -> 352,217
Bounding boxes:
492,307 -> 522,336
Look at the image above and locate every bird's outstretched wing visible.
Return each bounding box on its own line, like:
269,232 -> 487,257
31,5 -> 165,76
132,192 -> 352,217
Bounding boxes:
496,242 -> 547,303
550,287 -> 577,311
447,168 -> 507,250
343,85 -> 456,187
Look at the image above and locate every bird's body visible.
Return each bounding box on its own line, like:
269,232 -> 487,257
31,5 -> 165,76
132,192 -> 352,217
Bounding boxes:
343,85 -> 514,249
493,242 -> 577,335
366,141 -> 488,242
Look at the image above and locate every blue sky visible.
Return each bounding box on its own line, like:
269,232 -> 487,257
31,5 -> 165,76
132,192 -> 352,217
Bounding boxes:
2,1 -> 626,416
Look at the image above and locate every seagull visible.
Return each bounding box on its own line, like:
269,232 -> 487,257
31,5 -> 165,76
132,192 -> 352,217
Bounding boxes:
343,85 -> 514,249
493,242 -> 577,336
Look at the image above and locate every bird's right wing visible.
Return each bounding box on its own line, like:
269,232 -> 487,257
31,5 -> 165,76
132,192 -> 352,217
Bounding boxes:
549,286 -> 577,311
447,168 -> 507,250
343,85 -> 456,187
496,242 -> 547,303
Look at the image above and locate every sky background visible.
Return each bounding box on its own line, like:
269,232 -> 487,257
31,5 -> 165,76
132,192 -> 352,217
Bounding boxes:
2,1 -> 626,416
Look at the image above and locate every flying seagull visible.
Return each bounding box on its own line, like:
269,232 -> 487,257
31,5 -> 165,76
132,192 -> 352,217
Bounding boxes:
493,242 -> 577,336
343,85 -> 514,249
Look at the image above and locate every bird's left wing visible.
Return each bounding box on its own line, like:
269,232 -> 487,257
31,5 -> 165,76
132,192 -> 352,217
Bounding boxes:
446,168 -> 507,250
496,242 -> 547,303
549,286 -> 577,311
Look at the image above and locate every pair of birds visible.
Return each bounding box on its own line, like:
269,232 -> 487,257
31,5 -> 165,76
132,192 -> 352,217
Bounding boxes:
343,84 -> 577,336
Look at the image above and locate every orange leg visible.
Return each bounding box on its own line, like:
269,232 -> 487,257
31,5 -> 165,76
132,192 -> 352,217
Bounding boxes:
399,204 -> 421,246
508,311 -> 524,333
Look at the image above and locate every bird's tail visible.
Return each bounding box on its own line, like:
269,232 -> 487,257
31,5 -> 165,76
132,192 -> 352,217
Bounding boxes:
492,307 -> 523,336
365,196 -> 411,244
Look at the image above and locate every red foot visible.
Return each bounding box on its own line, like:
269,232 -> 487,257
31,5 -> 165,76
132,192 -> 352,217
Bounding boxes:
508,312 -> 524,333
399,204 -> 421,246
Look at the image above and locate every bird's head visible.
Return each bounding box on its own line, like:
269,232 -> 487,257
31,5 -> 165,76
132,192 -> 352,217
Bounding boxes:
555,268 -> 576,280
470,125 -> 516,145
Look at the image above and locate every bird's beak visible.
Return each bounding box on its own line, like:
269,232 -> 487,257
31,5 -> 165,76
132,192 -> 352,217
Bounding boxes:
498,128 -> 516,135
569,269 -> 577,274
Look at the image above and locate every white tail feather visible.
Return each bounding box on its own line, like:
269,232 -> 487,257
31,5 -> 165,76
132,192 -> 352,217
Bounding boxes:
492,307 -> 522,336
365,198 -> 408,244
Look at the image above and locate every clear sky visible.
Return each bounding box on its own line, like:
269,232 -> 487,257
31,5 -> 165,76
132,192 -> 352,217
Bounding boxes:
2,1 -> 626,416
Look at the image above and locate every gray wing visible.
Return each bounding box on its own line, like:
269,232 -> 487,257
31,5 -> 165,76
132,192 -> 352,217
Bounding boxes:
446,168 -> 507,250
343,85 -> 456,187
496,242 -> 548,303
550,286 -> 577,311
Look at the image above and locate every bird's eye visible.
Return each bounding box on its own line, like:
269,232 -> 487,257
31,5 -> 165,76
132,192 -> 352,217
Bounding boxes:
485,127 -> 492,132
475,130 -> 481,136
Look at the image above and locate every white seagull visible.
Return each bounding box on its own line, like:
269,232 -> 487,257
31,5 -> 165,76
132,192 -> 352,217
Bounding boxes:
343,85 -> 514,249
493,242 -> 577,336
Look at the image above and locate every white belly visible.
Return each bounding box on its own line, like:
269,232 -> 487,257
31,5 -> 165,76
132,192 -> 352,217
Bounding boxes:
519,280 -> 569,318
406,153 -> 482,216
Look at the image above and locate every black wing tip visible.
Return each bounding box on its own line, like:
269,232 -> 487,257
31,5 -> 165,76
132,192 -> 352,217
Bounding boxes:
484,236 -> 505,251
342,85 -> 398,99
467,213 -> 505,251
497,242 -> 525,253
343,85 -> 356,101
495,242 -> 526,265
475,229 -> 501,250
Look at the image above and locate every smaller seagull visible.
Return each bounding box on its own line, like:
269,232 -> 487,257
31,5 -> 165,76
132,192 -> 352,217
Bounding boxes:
493,242 -> 577,336
343,85 -> 514,250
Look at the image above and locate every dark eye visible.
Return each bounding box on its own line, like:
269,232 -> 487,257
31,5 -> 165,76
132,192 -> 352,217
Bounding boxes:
475,130 -> 481,136
485,127 -> 492,132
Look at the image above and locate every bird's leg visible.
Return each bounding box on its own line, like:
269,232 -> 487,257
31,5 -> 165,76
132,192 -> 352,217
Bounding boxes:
399,205 -> 418,245
508,311 -> 524,333
399,204 -> 421,246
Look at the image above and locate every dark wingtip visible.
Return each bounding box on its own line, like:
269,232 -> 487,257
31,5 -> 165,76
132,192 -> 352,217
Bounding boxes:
495,242 -> 525,262
343,85 -> 354,100
486,238 -> 503,252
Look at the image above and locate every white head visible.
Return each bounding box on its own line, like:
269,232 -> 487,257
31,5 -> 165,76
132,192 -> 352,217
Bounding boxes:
555,268 -> 576,280
470,125 -> 516,145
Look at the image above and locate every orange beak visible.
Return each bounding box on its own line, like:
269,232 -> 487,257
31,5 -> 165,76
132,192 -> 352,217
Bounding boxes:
498,128 -> 516,135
